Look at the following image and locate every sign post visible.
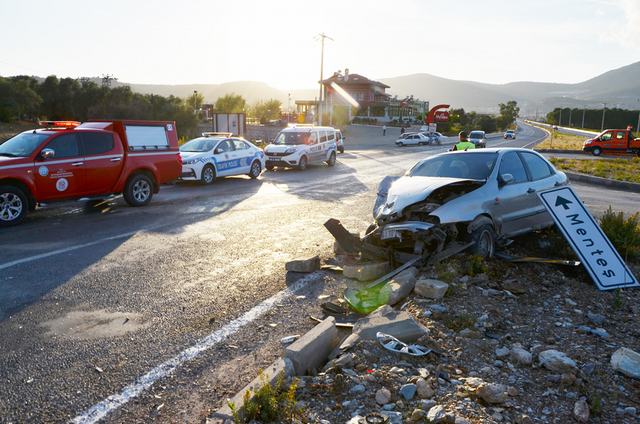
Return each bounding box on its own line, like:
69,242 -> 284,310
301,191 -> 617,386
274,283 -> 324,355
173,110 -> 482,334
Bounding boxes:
538,186 -> 638,290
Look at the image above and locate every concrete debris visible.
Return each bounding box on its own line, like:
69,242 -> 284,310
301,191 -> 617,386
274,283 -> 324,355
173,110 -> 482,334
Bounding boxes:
375,387 -> 392,405
285,255 -> 320,273
476,382 -> 509,404
414,278 -> 449,299
351,305 -> 429,343
342,261 -> 391,282
610,347 -> 640,379
386,267 -> 418,305
285,316 -> 339,375
538,350 -> 578,373
573,398 -> 590,423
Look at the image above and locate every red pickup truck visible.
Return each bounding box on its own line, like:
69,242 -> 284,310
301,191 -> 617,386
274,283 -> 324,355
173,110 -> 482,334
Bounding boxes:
0,120 -> 181,226
582,128 -> 640,156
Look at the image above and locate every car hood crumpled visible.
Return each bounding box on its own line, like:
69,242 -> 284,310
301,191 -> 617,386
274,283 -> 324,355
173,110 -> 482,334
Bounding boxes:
375,176 -> 481,220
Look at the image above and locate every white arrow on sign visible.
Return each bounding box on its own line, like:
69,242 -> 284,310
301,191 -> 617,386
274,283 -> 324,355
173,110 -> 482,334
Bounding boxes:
538,186 -> 638,290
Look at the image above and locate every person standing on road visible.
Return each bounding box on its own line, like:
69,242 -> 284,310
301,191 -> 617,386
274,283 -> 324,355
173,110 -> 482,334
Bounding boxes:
400,126 -> 405,135
382,125 -> 387,136
452,131 -> 475,151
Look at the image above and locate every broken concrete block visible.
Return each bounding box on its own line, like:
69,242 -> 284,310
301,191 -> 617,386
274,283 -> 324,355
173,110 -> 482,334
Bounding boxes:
285,255 -> 320,273
414,278 -> 449,299
285,316 -> 339,375
352,305 -> 428,343
333,232 -> 360,255
386,267 -> 418,305
212,357 -> 295,422
539,349 -> 577,373
343,261 -> 391,281
611,347 -> 640,379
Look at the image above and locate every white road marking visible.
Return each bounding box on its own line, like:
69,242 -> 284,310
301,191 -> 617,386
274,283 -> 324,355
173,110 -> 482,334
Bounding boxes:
72,271 -> 322,424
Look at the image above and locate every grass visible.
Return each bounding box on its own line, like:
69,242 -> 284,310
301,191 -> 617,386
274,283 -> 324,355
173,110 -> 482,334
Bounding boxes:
599,206 -> 640,262
549,157 -> 640,183
535,130 -> 589,150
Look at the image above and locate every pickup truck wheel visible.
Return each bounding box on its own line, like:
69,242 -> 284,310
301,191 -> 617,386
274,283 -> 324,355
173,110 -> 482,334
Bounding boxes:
0,186 -> 28,226
592,147 -> 602,156
249,160 -> 261,179
124,174 -> 153,207
469,224 -> 496,258
298,156 -> 308,171
201,164 -> 216,185
326,152 -> 336,167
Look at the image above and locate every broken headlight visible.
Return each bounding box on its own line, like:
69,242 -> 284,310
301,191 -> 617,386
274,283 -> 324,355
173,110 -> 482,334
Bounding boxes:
408,202 -> 441,213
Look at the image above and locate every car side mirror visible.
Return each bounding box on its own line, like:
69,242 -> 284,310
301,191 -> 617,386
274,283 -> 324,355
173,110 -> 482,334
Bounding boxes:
40,148 -> 55,159
214,148 -> 223,154
499,173 -> 514,187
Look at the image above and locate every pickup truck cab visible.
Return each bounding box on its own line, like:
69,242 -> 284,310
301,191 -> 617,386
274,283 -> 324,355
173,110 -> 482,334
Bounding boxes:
0,120 -> 181,226
583,129 -> 640,156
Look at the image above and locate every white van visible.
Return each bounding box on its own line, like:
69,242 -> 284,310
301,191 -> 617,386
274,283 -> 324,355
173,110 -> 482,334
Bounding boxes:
264,125 -> 338,170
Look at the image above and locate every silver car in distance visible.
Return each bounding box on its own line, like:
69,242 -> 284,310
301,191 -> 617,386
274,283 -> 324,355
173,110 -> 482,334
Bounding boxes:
367,148 -> 568,257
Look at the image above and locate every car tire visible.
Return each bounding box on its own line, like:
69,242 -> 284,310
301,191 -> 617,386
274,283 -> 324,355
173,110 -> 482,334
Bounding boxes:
123,173 -> 154,207
326,151 -> 336,167
592,147 -> 601,156
397,142 -> 404,147
469,224 -> 496,258
338,146 -> 344,153
201,164 -> 216,185
0,185 -> 28,226
249,160 -> 261,179
298,155 -> 308,171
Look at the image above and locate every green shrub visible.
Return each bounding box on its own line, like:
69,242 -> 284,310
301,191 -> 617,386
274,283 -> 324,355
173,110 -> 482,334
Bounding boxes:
599,207 -> 640,262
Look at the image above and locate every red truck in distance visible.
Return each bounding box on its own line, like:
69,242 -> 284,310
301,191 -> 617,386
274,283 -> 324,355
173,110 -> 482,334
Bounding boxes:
582,128 -> 640,156
0,120 -> 181,226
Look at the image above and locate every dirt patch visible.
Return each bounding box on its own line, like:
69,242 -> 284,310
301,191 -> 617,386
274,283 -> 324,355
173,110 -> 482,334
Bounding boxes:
41,309 -> 149,340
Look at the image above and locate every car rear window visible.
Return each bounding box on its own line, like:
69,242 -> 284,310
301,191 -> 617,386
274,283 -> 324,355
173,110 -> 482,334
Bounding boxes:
81,132 -> 114,155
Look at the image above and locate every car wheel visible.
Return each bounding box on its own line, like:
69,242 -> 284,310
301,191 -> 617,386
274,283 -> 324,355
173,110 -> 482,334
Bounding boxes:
124,173 -> 154,207
470,224 -> 496,258
397,142 -> 404,147
201,164 -> 216,185
298,155 -> 308,170
0,185 -> 28,226
338,146 -> 344,153
326,151 -> 336,167
249,160 -> 261,179
592,147 -> 602,156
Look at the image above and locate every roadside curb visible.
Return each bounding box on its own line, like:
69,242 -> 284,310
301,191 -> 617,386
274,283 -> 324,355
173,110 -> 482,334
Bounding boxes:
564,171 -> 640,193
536,149 -> 587,155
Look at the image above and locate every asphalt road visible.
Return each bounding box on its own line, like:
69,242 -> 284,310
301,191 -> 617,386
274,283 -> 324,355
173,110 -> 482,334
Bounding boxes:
0,122 -> 637,423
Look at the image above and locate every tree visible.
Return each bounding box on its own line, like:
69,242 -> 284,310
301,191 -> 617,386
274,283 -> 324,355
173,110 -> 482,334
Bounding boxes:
498,100 -> 519,129
187,91 -> 205,115
251,99 -> 282,124
215,94 -> 246,113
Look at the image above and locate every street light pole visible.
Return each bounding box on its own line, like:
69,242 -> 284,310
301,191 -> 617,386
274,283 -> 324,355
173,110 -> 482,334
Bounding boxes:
581,108 -> 585,129
317,33 -> 333,126
601,103 -> 607,131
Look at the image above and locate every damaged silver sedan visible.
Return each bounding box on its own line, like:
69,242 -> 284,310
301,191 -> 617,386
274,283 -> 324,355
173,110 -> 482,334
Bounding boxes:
367,148 -> 568,257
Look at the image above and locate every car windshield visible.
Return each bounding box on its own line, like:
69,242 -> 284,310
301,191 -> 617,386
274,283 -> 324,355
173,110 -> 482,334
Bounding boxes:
506,130 -> 514,134
409,152 -> 498,180
469,132 -> 484,139
180,138 -> 218,152
273,131 -> 309,145
0,132 -> 49,157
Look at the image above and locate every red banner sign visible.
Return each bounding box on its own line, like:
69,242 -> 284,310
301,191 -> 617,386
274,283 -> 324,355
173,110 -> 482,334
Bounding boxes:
434,111 -> 449,122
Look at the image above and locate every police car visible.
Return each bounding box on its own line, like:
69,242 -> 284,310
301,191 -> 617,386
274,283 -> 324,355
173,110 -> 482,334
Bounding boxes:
179,133 -> 265,184
264,125 -> 338,170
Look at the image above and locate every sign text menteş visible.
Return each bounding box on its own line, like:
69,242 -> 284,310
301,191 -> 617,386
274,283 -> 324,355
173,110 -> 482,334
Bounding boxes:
538,186 -> 638,290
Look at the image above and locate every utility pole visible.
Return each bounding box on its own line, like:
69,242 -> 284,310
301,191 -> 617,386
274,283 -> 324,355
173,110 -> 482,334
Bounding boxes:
317,33 -> 333,126
601,103 -> 607,131
559,109 -> 562,126
581,108 -> 585,129
568,109 -> 572,127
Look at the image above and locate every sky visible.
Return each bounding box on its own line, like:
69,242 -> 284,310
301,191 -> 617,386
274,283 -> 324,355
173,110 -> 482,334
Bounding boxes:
1,0 -> 639,89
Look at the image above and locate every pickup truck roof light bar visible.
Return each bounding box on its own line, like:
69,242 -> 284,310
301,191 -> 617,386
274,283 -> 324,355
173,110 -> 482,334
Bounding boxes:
38,120 -> 81,129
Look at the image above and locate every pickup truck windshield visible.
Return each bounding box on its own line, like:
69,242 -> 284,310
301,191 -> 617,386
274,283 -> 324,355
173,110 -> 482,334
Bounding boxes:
409,152 -> 498,180
0,132 -> 49,157
180,138 -> 218,152
273,132 -> 309,145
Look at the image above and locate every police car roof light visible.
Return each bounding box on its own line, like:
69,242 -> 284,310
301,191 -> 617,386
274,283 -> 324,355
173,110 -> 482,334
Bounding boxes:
38,120 -> 81,129
202,131 -> 232,137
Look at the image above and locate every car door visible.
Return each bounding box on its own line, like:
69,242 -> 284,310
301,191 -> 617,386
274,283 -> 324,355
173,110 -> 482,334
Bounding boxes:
491,151 -> 532,237
599,131 -> 614,151
518,151 -> 558,230
80,131 -> 124,195
212,139 -> 235,176
34,133 -> 87,200
232,139 -> 253,173
308,130 -> 323,163
614,130 -> 627,150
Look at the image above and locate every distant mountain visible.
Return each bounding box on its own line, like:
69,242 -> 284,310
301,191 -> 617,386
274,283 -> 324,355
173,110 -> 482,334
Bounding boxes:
106,61 -> 640,115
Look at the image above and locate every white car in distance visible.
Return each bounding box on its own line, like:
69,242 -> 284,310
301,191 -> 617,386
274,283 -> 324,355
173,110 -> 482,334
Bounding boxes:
179,134 -> 265,184
395,132 -> 432,146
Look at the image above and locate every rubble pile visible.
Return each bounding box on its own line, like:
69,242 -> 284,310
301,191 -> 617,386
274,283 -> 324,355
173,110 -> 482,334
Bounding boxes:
291,254 -> 640,423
